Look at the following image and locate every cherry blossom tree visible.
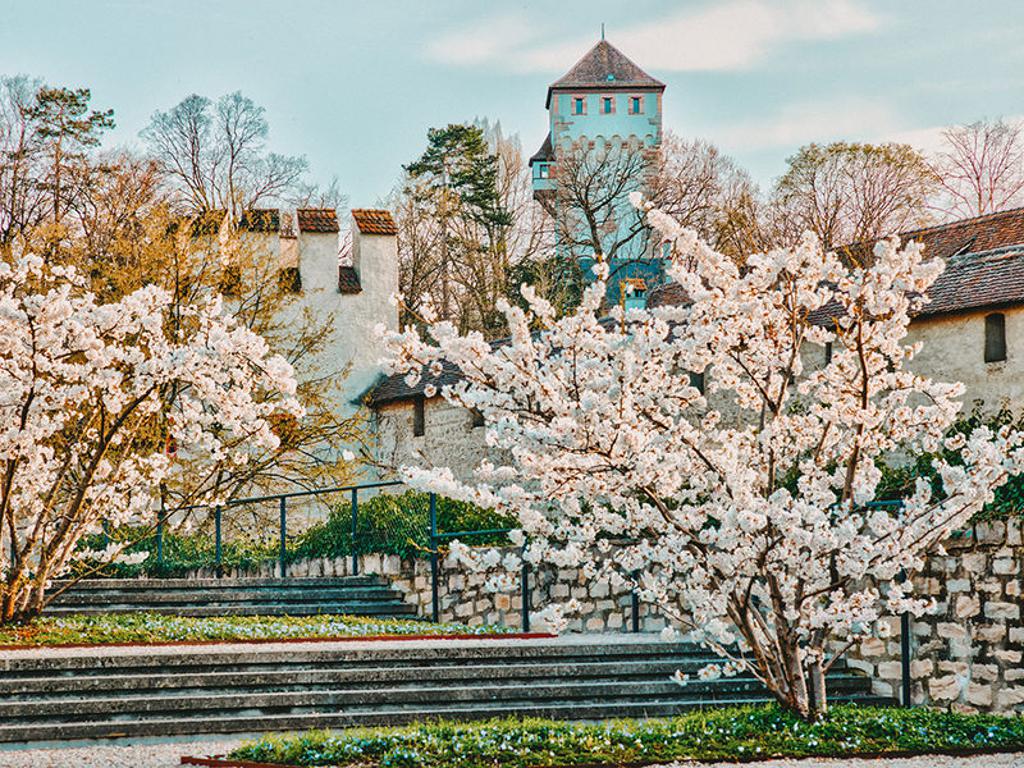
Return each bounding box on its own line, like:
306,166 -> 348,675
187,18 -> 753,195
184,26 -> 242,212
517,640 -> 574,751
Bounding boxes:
381,199 -> 1023,719
0,255 -> 302,624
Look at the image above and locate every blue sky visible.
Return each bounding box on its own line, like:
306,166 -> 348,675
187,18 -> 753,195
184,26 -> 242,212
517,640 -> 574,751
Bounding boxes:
2,0 -> 1022,206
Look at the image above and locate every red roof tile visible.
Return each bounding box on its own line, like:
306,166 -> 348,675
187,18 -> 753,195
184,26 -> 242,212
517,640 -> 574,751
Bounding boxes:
297,208 -> 339,233
352,209 -> 397,235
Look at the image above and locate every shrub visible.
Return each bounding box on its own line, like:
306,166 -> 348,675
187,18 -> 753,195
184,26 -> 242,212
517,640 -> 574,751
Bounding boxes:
70,490 -> 513,577
291,490 -> 515,561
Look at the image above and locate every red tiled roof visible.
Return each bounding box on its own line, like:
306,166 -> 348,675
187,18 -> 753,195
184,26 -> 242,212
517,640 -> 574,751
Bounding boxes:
901,207 -> 1024,261
352,209 -> 397,235
915,248 -> 1024,318
297,208 -> 339,233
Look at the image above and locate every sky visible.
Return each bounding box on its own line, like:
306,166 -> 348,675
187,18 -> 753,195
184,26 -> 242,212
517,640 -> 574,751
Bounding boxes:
2,0 -> 1023,207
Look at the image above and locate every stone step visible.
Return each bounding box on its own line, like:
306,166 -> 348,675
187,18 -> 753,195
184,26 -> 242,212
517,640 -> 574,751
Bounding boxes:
43,602 -> 419,618
44,576 -> 416,619
52,577 -> 384,590
1,657 -> 849,696
0,674 -> 875,722
0,693 -> 892,743
49,587 -> 400,606
0,638 -> 885,743
0,640 -> 726,674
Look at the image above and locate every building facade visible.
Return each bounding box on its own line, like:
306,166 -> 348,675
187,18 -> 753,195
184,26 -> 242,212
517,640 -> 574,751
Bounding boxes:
529,39 -> 666,304
368,208 -> 1024,481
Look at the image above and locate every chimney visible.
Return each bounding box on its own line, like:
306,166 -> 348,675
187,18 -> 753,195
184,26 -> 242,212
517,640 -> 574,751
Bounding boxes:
345,209 -> 398,296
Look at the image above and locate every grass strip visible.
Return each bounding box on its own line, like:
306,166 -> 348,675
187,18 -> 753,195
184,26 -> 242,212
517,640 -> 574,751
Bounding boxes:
0,612 -> 516,647
230,706 -> 1024,767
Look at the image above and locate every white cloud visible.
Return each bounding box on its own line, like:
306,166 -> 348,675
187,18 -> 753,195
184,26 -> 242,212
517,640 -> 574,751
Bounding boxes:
714,98 -> 903,151
425,13 -> 537,67
426,0 -> 881,73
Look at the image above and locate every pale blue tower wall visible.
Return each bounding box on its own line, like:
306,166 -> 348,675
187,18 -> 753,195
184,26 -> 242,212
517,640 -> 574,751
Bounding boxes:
532,88 -> 664,303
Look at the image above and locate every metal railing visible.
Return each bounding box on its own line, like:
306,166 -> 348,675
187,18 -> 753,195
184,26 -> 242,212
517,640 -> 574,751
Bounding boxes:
154,480 -> 558,631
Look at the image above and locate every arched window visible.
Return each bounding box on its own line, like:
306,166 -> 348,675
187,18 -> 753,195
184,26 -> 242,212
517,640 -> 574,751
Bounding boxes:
985,313 -> 1007,363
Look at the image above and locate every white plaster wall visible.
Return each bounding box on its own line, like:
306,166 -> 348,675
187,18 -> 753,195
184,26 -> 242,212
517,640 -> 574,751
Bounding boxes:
375,307 -> 1024,478
375,398 -> 495,482
906,308 -> 1024,414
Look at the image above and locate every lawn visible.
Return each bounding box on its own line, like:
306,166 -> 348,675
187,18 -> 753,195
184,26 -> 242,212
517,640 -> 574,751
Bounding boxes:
0,612 -> 517,647
231,706 -> 1024,767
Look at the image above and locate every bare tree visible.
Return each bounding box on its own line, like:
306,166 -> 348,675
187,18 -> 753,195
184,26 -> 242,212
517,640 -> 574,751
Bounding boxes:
142,91 -> 308,215
772,142 -> 938,252
931,118 -> 1024,219
0,75 -> 46,250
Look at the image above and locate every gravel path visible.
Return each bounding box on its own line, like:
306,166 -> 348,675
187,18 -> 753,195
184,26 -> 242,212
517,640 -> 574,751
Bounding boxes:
0,742 -> 1021,768
0,737 -> 243,768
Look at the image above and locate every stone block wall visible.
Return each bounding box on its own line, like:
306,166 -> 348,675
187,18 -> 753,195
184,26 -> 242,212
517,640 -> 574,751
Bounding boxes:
845,520 -> 1024,713
204,548 -> 664,634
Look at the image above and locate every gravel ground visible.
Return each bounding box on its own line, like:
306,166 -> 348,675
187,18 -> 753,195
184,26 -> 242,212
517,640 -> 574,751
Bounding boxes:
0,742 -> 1021,768
0,737 -> 244,768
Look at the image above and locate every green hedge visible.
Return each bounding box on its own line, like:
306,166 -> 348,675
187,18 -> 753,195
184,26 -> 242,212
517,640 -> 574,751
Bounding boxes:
877,405 -> 1024,520
232,706 -> 1024,767
292,490 -> 514,561
71,490 -> 513,578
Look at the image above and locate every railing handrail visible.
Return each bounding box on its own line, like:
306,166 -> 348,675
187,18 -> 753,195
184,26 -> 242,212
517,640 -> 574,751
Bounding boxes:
169,479 -> 405,513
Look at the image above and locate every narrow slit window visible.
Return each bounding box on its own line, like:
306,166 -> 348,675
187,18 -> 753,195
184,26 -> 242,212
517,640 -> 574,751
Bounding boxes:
824,341 -> 833,364
985,313 -> 1007,363
413,396 -> 425,437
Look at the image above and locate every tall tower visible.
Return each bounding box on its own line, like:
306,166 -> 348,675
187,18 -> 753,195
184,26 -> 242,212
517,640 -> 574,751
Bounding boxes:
529,39 -> 665,304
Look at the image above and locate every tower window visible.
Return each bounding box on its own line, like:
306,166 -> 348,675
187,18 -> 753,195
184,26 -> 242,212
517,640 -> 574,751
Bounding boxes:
413,396 -> 425,437
602,97 -> 614,114
470,409 -> 485,428
985,313 -> 1007,363
535,162 -> 550,179
573,97 -> 585,115
824,341 -> 833,364
629,96 -> 643,114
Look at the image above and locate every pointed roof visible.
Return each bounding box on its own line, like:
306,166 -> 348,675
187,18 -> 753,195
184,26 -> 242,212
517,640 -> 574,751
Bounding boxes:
547,40 -> 664,107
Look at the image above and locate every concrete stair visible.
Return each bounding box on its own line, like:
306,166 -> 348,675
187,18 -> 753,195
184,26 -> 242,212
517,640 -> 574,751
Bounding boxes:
44,576 -> 418,618
0,636 -> 891,743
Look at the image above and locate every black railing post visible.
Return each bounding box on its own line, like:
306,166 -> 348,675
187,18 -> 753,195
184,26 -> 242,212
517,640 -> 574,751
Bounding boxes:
520,543 -> 531,633
631,588 -> 641,633
429,492 -> 439,623
350,488 -> 359,576
156,501 -> 164,568
279,496 -> 288,578
214,505 -> 222,577
901,611 -> 912,706
895,566 -> 912,707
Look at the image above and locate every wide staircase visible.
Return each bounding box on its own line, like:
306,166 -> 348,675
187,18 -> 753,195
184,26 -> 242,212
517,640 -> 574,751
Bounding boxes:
44,576 -> 418,618
0,636 -> 890,743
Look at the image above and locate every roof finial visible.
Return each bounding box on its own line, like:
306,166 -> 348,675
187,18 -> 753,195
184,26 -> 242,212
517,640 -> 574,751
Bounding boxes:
601,22 -> 605,41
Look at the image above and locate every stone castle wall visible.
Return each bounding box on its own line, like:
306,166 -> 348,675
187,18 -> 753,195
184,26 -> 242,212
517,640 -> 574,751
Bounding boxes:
845,519 -> 1024,713
201,548 -> 665,634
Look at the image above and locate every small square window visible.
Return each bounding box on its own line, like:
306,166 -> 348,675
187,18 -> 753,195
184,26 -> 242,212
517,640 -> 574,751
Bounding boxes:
573,97 -> 585,115
537,163 -> 550,179
602,97 -> 613,114
470,409 -> 484,428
